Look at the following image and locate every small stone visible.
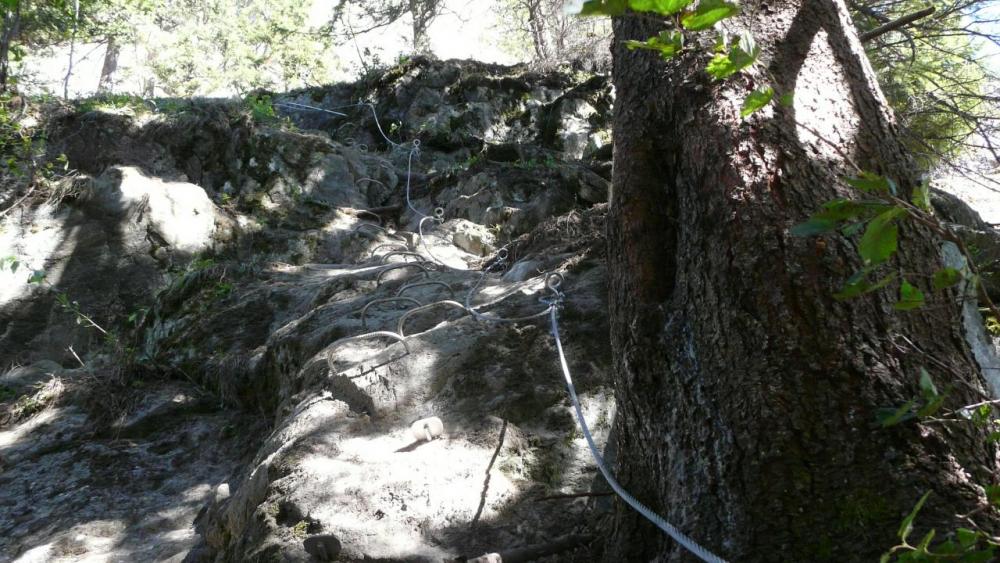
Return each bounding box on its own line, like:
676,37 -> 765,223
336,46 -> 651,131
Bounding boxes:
215,483 -> 230,503
303,534 -> 342,561
451,220 -> 496,256
409,417 -> 444,442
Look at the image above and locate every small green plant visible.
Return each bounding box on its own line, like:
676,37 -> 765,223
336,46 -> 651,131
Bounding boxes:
12,394 -> 44,418
55,292 -> 110,335
77,94 -> 148,114
877,369 -> 948,428
245,94 -> 276,122
594,408 -> 611,430
188,256 -> 217,272
986,314 -> 1000,337
213,281 -> 234,298
127,307 -> 148,326
0,255 -> 19,273
153,99 -> 190,116
291,520 -> 309,539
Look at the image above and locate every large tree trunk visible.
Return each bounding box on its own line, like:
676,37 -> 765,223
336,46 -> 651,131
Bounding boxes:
0,2 -> 21,93
606,0 -> 1000,560
97,36 -> 120,93
525,0 -> 550,63
408,0 -> 435,53
63,0 -> 80,100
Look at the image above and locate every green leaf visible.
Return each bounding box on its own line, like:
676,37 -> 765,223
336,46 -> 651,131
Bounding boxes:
841,221 -> 865,237
834,272 -> 895,300
963,550 -> 997,563
579,0 -> 628,15
779,92 -> 794,107
912,179 -> 931,211
895,280 -> 926,311
791,218 -> 837,237
859,207 -> 906,265
877,399 -> 917,427
706,35 -> 759,79
916,394 -> 945,418
986,484 -> 1000,506
957,528 -> 978,550
625,31 -> 684,59
916,528 -> 936,551
629,0 -> 693,14
820,199 -> 891,221
681,0 -> 740,30
790,199 -> 888,237
899,492 -> 931,542
741,87 -> 774,118
932,268 -> 962,290
27,270 -> 46,284
846,172 -> 897,195
972,403 -> 992,424
918,367 -> 938,398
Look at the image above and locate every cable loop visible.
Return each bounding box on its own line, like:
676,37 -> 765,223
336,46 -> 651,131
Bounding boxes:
396,300 -> 469,337
359,297 -> 422,330
369,242 -> 410,259
325,331 -> 410,372
395,281 -> 456,300
375,262 -> 432,286
380,251 -> 427,264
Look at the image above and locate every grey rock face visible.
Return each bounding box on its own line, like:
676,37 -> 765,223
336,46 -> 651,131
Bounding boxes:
1,59 -> 615,563
0,166 -> 232,367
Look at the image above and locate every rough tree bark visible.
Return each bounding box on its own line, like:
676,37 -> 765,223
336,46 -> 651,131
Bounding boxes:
408,0 -> 438,53
523,0 -> 550,63
97,36 -> 120,93
0,1 -> 21,93
606,0 -> 1000,560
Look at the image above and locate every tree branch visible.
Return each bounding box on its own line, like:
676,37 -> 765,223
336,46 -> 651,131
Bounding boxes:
861,6 -> 936,42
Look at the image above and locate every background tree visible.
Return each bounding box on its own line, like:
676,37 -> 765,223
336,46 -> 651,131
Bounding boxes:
83,0 -> 156,93
0,0 -> 21,92
332,0 -> 444,54
494,0 -> 611,67
602,0 -> 1000,560
852,0 -> 1000,173
0,0 -> 151,94
0,0 -> 79,92
148,0 -> 335,96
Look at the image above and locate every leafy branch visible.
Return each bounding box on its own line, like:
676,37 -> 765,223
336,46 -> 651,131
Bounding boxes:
882,491 -> 1000,561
